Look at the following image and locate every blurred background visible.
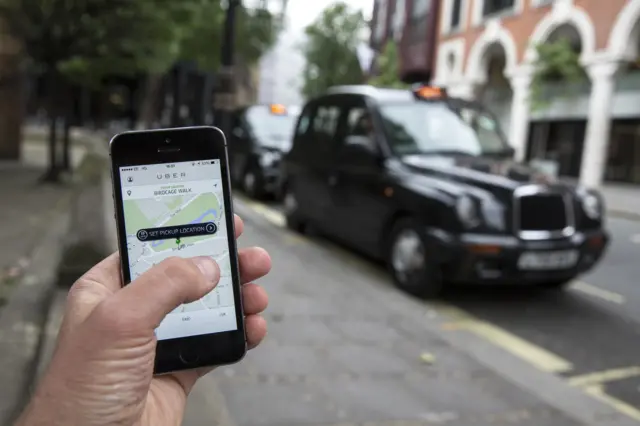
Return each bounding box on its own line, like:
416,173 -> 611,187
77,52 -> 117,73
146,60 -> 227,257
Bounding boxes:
3,0 -> 640,425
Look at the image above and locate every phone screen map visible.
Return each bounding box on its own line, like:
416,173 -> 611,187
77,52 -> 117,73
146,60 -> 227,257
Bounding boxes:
119,160 -> 237,341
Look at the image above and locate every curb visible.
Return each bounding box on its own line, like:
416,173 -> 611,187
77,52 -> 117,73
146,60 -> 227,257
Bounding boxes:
0,196 -> 73,425
608,209 -> 640,222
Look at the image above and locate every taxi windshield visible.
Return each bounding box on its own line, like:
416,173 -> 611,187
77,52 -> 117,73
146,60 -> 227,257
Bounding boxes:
245,106 -> 297,149
378,101 -> 509,157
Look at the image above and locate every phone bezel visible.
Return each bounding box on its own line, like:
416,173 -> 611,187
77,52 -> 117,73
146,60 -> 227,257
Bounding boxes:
109,126 -> 246,374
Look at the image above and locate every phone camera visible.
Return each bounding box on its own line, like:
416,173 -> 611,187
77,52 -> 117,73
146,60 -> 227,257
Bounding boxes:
165,138 -> 171,144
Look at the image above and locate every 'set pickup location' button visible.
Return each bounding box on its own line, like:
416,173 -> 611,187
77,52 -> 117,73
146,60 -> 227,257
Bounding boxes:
137,222 -> 217,242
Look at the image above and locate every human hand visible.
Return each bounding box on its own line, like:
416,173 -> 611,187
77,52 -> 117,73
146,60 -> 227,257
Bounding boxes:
16,215 -> 270,426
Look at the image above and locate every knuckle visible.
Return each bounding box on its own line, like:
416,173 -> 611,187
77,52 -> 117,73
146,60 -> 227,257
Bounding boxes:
89,301 -> 136,335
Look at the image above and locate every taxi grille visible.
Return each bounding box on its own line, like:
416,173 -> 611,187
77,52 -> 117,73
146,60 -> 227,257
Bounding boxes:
513,189 -> 574,238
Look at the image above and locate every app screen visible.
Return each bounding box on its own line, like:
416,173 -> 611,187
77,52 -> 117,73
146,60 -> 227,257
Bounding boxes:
119,160 -> 237,340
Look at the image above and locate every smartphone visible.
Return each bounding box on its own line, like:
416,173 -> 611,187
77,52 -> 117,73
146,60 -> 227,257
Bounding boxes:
109,126 -> 246,374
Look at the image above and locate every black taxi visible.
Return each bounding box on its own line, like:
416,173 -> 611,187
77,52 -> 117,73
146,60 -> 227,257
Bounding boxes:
229,103 -> 299,198
280,85 -> 609,298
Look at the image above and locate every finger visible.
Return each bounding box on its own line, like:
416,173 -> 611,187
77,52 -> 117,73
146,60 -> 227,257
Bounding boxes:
246,314 -> 267,349
234,214 -> 244,239
239,247 -> 271,284
99,256 -> 220,330
242,283 -> 269,315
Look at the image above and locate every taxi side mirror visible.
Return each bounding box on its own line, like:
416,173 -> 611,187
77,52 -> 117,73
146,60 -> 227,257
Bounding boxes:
344,135 -> 378,156
341,135 -> 381,166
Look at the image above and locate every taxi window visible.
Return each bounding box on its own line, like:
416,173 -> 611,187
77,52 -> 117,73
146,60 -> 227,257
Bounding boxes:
313,105 -> 340,139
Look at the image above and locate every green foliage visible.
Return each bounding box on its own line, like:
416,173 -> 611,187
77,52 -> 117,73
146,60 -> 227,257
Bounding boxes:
301,1 -> 365,99
368,41 -> 408,89
0,0 -> 277,88
530,38 -> 587,110
179,2 -> 277,72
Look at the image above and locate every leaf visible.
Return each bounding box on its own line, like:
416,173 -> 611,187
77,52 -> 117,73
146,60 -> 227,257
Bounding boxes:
300,1 -> 366,99
368,41 -> 408,89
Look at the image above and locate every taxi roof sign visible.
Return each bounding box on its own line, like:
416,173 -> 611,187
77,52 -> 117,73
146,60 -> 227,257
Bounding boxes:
412,85 -> 447,100
269,104 -> 287,115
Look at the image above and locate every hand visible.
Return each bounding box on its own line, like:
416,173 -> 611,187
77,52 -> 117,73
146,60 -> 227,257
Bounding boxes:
17,215 -> 270,426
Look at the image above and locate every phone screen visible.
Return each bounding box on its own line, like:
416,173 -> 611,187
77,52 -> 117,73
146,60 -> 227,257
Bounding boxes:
118,159 -> 237,341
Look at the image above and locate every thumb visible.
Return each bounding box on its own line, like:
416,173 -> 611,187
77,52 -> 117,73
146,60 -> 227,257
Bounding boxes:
105,256 -> 220,330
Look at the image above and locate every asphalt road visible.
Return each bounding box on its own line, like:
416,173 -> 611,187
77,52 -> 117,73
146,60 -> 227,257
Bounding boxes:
234,196 -> 640,423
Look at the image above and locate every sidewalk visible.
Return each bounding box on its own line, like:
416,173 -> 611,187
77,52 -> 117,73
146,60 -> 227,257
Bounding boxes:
0,128 -> 102,425
602,184 -> 640,221
179,201 -> 638,426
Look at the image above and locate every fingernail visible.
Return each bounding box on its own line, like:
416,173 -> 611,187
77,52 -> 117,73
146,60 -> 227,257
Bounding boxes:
193,257 -> 220,283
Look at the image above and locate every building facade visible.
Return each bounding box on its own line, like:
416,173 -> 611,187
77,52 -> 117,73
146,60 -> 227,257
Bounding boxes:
432,0 -> 640,188
370,0 -> 441,82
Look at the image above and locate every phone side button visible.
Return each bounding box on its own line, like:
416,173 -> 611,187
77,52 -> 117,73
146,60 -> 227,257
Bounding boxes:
178,349 -> 200,365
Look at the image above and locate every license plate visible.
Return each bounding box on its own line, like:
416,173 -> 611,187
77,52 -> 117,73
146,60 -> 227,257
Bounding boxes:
517,250 -> 579,271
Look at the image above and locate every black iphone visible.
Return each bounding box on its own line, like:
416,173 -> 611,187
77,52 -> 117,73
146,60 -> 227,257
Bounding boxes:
109,126 -> 246,374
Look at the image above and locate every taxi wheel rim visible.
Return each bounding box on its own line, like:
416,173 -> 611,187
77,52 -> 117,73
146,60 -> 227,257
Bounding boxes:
391,229 -> 426,284
244,171 -> 256,193
284,189 -> 298,215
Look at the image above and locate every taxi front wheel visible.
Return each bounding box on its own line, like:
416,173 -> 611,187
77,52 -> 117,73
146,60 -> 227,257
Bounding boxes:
284,185 -> 306,233
387,218 -> 443,299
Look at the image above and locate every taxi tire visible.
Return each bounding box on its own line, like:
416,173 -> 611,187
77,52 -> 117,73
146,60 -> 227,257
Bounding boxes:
387,218 -> 444,299
243,166 -> 265,200
284,185 -> 306,233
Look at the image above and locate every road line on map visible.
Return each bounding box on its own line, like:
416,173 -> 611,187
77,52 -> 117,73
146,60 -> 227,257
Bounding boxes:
433,303 -> 573,374
568,366 -> 640,387
570,281 -> 626,304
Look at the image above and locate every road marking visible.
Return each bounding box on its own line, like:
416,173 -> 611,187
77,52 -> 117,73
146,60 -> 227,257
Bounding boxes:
568,366 -> 640,387
237,197 -> 285,227
570,281 -> 626,304
433,303 -> 573,374
583,385 -> 640,422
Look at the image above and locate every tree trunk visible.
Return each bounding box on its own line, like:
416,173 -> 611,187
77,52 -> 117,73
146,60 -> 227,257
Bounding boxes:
40,70 -> 61,182
136,75 -> 163,129
61,113 -> 71,172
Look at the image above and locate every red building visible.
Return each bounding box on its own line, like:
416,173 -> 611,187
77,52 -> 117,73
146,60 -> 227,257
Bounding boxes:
369,0 -> 442,82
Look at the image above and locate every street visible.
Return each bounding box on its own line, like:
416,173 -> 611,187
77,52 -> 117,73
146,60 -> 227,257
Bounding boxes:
178,196 -> 640,426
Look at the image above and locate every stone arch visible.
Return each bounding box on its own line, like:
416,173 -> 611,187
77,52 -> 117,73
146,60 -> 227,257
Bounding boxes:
525,3 -> 596,63
465,21 -> 518,83
608,0 -> 640,59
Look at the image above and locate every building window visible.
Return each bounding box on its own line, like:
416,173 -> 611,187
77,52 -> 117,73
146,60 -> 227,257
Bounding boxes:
392,0 -> 406,41
412,0 -> 431,20
373,0 -> 388,43
450,0 -> 462,30
483,0 -> 514,17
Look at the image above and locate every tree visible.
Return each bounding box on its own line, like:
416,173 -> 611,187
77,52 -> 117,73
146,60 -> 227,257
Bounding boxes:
301,2 -> 365,99
368,41 -> 407,89
0,0 -> 204,181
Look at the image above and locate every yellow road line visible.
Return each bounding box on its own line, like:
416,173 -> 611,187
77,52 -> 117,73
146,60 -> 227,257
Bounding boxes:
583,385 -> 640,422
570,281 -> 626,304
238,197 -> 286,228
433,303 -> 573,374
568,366 -> 640,387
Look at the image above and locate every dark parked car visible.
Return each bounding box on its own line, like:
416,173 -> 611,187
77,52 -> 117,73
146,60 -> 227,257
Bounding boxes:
229,104 -> 299,198
280,85 -> 609,298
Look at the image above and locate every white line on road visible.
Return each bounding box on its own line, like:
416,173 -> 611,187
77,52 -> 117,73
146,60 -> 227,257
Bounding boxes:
569,281 -> 626,304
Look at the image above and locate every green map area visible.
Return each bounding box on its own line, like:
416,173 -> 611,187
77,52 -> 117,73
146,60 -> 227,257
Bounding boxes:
124,192 -> 221,252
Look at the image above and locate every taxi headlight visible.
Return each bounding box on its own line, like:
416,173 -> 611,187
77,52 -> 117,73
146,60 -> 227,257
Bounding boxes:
456,195 -> 481,229
480,198 -> 506,230
581,192 -> 602,220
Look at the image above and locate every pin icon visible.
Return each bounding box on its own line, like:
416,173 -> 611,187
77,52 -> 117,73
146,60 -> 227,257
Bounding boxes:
127,190 -> 132,196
